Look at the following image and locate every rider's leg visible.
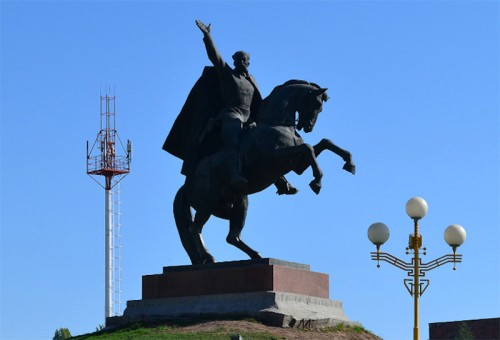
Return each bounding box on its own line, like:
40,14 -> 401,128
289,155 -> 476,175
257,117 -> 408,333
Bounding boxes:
221,118 -> 247,191
274,176 -> 298,195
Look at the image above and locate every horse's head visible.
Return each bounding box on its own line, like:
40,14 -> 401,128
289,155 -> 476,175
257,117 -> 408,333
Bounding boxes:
257,80 -> 329,130
296,86 -> 329,133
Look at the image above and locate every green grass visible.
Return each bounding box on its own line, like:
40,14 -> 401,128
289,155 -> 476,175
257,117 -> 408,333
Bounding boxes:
329,323 -> 378,337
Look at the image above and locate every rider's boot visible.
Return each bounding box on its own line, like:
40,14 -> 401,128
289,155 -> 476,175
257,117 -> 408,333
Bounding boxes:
274,176 -> 299,195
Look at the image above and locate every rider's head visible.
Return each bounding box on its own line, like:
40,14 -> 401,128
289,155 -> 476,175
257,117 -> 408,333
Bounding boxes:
232,51 -> 250,71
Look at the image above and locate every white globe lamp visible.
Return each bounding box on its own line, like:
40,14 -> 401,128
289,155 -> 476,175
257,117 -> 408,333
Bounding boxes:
368,222 -> 390,247
444,224 -> 466,248
406,197 -> 428,220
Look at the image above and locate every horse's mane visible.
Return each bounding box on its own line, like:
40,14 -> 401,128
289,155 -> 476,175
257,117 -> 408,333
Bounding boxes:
281,80 -> 329,102
281,79 -> 321,89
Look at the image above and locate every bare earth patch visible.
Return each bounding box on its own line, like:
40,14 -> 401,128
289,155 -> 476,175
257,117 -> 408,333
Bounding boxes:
166,320 -> 382,340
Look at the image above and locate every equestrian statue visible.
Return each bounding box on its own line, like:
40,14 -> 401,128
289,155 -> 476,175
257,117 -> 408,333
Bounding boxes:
163,20 -> 355,264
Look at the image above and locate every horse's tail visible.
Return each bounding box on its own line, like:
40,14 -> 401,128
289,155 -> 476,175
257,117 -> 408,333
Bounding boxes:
173,185 -> 200,264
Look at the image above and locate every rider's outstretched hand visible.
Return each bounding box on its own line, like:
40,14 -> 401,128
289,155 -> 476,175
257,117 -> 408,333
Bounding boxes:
195,20 -> 211,35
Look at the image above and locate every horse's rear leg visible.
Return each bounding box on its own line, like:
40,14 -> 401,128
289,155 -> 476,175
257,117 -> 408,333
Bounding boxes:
189,209 -> 215,264
174,186 -> 202,264
226,196 -> 262,259
314,138 -> 356,174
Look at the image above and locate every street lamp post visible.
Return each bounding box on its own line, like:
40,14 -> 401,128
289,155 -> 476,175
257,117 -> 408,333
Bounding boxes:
368,197 -> 466,340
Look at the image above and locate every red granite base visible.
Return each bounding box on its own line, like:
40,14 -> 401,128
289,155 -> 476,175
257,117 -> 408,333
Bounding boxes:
142,258 -> 329,299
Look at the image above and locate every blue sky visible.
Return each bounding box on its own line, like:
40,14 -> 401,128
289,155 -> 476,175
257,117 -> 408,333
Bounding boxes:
1,1 -> 499,339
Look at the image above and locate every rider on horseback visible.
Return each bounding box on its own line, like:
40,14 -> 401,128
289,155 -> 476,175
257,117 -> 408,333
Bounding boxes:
195,20 -> 297,195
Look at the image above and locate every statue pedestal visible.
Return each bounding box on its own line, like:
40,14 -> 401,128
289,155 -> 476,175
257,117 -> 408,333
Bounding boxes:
107,258 -> 356,329
143,258 -> 329,299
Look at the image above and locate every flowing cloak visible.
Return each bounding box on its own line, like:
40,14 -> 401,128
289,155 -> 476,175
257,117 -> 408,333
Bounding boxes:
163,66 -> 262,177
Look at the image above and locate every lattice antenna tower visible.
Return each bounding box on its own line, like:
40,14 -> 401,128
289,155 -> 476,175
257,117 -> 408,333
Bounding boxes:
87,95 -> 132,319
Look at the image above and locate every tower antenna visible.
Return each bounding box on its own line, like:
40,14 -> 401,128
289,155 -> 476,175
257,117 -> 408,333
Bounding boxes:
87,94 -> 132,320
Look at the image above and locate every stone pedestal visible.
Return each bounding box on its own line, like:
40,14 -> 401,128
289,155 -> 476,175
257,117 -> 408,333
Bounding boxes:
143,258 -> 329,299
108,258 -> 356,329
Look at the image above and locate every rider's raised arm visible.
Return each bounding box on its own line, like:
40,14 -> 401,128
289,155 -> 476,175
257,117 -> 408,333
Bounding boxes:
203,33 -> 226,71
196,20 -> 226,72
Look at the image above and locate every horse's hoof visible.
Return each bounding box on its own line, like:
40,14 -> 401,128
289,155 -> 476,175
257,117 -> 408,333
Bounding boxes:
343,162 -> 356,175
309,181 -> 321,195
251,252 -> 262,259
202,254 -> 216,264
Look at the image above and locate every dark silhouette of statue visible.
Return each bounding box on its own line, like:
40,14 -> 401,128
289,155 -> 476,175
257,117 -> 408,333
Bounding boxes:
163,20 -> 355,264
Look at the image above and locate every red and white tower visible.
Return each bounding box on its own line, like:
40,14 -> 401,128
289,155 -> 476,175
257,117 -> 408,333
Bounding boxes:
87,95 -> 131,319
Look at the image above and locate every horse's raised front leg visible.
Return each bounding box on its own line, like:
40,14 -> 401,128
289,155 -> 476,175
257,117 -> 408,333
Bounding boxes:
273,143 -> 323,194
189,209 -> 215,264
314,138 -> 356,175
226,195 -> 262,259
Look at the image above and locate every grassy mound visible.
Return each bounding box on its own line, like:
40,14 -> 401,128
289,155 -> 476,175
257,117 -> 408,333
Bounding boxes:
72,318 -> 381,340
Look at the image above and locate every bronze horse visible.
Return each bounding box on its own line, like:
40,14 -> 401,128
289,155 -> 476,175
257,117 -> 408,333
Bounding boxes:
173,80 -> 355,264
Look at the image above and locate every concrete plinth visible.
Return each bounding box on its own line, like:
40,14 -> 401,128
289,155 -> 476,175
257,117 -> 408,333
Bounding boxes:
108,258 -> 356,329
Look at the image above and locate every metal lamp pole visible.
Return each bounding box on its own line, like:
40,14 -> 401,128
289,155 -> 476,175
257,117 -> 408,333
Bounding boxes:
367,197 -> 466,340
